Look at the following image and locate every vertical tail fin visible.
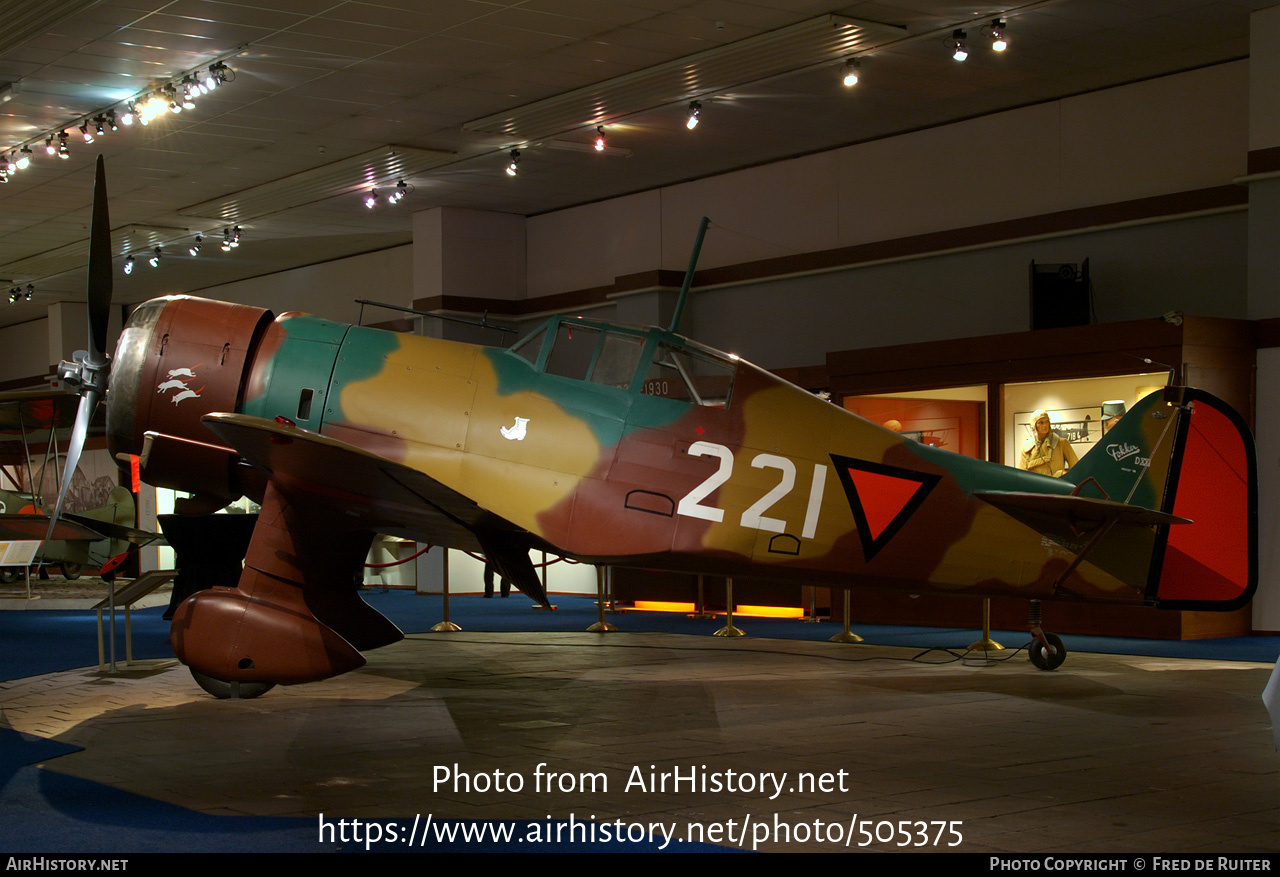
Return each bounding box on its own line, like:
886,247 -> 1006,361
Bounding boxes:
1064,388 -> 1257,609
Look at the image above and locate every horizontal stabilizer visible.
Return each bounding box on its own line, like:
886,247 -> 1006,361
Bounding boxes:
974,491 -> 1189,528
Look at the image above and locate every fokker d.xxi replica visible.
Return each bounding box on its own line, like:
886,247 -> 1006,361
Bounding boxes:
52,161 -> 1257,697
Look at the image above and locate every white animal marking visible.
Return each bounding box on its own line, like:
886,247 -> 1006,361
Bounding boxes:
500,417 -> 530,441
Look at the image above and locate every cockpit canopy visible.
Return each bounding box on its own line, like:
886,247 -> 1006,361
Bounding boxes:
508,316 -> 737,408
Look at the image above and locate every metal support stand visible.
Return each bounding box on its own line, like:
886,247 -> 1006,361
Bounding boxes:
604,565 -> 623,614
587,566 -> 618,632
801,585 -> 820,623
713,577 -> 745,637
968,598 -> 1005,653
828,590 -> 864,643
431,548 -> 461,632
689,574 -> 714,619
93,571 -> 180,673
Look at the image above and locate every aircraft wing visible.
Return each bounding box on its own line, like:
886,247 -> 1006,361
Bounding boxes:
0,515 -> 104,542
63,513 -> 165,546
200,412 -> 494,553
973,491 -> 1190,527
0,387 -> 106,433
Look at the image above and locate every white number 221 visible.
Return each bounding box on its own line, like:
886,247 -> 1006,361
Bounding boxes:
677,441 -> 826,539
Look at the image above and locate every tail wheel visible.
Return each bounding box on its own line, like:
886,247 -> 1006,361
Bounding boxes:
1029,633 -> 1067,671
190,668 -> 276,700
60,562 -> 83,580
0,567 -> 18,583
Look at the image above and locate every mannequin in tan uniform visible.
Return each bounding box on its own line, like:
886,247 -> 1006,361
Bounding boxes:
1018,409 -> 1078,477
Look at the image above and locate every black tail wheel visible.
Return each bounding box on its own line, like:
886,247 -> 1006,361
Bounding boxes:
1029,633 -> 1067,671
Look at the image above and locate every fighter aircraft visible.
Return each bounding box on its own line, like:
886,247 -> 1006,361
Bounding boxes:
50,159 -> 1257,697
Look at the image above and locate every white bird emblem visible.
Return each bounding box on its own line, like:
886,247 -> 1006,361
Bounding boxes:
500,417 -> 530,441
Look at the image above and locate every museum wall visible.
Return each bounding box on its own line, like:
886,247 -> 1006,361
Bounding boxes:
525,60 -> 1247,292
679,212 -> 1246,370
0,317 -> 56,385
190,243 -> 414,328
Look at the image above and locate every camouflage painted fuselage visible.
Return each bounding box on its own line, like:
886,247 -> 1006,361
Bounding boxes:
236,311 -> 1189,606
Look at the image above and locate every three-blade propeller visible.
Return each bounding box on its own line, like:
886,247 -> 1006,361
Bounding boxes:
43,156 -> 113,549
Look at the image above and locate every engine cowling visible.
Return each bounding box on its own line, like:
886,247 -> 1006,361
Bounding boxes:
106,296 -> 275,508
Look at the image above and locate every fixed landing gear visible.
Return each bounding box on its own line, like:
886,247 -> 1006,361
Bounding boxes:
1027,599 -> 1067,671
1028,632 -> 1066,671
190,668 -> 276,700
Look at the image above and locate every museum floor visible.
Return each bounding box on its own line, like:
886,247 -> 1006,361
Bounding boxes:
2,625 -> 1278,853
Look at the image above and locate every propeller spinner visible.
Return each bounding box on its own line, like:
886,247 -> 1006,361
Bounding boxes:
44,156 -> 113,547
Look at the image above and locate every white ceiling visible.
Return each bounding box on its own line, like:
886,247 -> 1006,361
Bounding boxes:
0,0 -> 1267,325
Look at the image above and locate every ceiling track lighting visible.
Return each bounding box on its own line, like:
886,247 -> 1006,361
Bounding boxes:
841,57 -> 860,87
950,29 -> 968,62
594,126 -> 606,151
686,101 -> 701,130
189,233 -> 203,256
388,179 -> 413,204
988,19 -> 1008,52
123,254 -> 135,275
506,149 -> 520,176
2,52 -> 240,171
148,246 -> 162,268
16,145 -> 31,169
365,188 -> 380,208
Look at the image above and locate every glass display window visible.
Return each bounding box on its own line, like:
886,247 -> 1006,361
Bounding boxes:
843,384 -> 987,459
1003,373 -> 1166,470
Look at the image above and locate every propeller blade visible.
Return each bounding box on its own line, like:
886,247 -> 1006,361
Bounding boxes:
86,155 -> 111,361
41,389 -> 98,548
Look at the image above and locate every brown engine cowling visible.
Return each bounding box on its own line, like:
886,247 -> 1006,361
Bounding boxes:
106,295 -> 275,510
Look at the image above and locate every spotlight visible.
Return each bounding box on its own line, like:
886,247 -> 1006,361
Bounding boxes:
686,101 -> 701,129
3,154 -> 14,174
365,188 -> 379,208
121,103 -> 136,126
79,122 -> 94,144
181,76 -> 198,108
841,57 -> 860,87
16,146 -> 31,169
57,131 -> 69,159
148,246 -> 162,268
189,233 -> 203,256
123,255 -> 135,275
221,229 -> 233,251
505,149 -> 519,176
7,290 -> 17,305
989,19 -> 1007,52
24,283 -> 32,301
594,126 -> 605,151
0,169 -> 8,184
106,111 -> 118,131
94,115 -> 106,136
389,180 -> 410,204
951,29 -> 968,61
203,67 -> 219,91
231,226 -> 241,247
44,135 -> 54,155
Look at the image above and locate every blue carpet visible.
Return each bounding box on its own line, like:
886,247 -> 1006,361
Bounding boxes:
3,591 -> 1277,686
1,591 -> 1275,854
